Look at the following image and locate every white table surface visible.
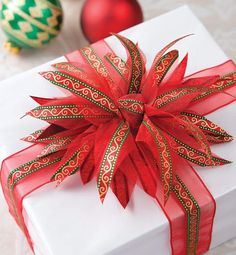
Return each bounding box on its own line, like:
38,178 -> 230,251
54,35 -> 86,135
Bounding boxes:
0,0 -> 235,255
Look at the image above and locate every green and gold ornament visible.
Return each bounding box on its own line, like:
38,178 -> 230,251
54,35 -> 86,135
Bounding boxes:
0,0 -> 63,54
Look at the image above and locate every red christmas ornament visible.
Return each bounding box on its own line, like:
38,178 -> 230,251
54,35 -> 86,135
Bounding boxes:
81,0 -> 143,43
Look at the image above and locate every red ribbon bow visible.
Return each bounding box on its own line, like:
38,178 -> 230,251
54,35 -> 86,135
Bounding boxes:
2,34 -> 236,255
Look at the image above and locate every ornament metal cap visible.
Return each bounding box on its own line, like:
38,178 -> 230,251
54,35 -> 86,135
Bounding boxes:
4,40 -> 21,54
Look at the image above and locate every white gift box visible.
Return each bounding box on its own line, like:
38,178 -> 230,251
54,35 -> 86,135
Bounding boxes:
1,5 -> 236,255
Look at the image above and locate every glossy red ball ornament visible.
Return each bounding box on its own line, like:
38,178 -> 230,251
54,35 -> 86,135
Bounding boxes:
81,0 -> 143,43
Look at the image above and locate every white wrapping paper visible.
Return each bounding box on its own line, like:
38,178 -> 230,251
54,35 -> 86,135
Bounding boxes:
1,6 -> 236,255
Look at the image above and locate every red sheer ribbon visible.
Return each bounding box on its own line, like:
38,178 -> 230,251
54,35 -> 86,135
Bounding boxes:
1,36 -> 236,255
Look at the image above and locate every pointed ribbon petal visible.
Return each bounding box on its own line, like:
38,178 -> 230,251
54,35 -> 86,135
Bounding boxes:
80,46 -> 114,86
51,142 -> 92,184
137,115 -> 173,203
153,50 -> 179,86
52,62 -> 99,87
27,104 -> 114,121
37,136 -> 72,158
169,134 -> 231,166
113,34 -> 144,94
40,71 -> 119,115
142,50 -> 179,103
153,86 -> 202,109
104,53 -> 130,82
111,159 -> 137,208
21,129 -> 44,143
164,54 -> 188,85
129,151 -> 158,198
97,121 -> 131,202
180,112 -> 233,141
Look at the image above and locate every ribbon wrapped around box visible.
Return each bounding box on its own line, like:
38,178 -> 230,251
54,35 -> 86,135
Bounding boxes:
1,6 -> 236,255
